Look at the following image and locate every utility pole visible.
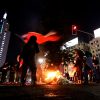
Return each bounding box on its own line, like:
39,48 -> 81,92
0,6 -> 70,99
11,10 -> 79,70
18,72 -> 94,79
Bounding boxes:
77,30 -> 94,38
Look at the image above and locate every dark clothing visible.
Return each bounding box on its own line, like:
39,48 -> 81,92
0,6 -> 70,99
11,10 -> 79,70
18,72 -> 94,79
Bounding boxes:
75,57 -> 83,70
20,36 -> 39,85
83,63 -> 90,84
93,59 -> 99,65
92,58 -> 100,82
21,42 -> 39,64
84,63 -> 91,71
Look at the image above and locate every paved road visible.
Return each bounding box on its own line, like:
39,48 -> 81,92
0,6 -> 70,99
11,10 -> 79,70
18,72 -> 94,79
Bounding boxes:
0,83 -> 99,100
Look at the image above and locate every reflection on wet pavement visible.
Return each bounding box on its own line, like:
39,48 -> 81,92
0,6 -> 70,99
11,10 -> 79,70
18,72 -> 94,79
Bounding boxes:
45,93 -> 58,97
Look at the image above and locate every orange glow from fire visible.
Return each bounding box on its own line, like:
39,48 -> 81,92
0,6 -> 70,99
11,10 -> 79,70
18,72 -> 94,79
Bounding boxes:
69,67 -> 77,77
68,63 -> 77,77
44,70 -> 61,84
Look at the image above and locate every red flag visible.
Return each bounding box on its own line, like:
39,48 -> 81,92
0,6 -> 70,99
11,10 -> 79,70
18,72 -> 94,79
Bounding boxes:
22,32 -> 61,44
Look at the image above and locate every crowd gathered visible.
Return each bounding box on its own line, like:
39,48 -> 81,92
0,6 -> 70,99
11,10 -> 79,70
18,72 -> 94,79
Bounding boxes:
63,49 -> 100,85
0,39 -> 100,85
0,36 -> 39,86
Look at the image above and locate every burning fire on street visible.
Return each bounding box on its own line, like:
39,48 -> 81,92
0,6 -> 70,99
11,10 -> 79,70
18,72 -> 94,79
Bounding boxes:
36,66 -> 77,85
44,70 -> 62,84
27,63 -> 78,85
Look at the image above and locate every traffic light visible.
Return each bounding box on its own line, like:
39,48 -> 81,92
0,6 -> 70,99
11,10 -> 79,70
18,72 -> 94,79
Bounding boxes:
72,25 -> 77,35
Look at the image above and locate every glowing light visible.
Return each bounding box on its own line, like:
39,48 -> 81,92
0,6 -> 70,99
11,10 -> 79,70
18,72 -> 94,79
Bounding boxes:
94,28 -> 100,38
44,70 -> 61,84
73,26 -> 77,30
38,58 -> 44,64
3,13 -> 7,19
65,37 -> 78,47
68,62 -> 77,77
60,46 -> 66,50
46,72 -> 56,79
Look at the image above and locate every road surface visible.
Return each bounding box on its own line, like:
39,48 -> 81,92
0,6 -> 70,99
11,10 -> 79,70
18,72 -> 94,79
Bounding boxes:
0,83 -> 100,100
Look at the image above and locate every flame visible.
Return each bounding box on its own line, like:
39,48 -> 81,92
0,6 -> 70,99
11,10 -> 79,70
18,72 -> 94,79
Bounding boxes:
44,70 -> 61,84
46,72 -> 56,79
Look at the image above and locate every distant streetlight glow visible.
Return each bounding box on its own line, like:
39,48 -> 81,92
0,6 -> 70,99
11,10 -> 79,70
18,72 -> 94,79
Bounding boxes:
3,13 -> 7,19
38,58 -> 44,64
60,46 -> 66,50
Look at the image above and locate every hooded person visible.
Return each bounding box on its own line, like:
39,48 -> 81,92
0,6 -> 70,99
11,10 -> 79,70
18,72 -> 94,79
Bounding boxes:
20,36 -> 40,86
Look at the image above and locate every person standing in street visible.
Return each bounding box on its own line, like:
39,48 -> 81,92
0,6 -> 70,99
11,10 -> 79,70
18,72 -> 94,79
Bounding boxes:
20,36 -> 40,86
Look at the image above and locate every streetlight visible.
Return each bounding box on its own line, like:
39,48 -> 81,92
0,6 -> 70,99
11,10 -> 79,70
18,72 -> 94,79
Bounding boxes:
38,58 -> 44,64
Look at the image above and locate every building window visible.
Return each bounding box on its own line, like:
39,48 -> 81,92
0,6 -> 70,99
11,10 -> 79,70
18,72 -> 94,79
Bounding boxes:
91,43 -> 93,45
98,49 -> 100,51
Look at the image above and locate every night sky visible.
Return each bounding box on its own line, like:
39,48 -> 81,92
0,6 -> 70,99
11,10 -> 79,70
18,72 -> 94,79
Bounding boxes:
0,0 -> 100,38
1,0 -> 100,62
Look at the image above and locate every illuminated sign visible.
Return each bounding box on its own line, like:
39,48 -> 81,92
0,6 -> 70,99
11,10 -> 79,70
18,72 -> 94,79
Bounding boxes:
61,37 -> 78,50
3,13 -> 7,19
94,28 -> 100,38
65,37 -> 78,47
